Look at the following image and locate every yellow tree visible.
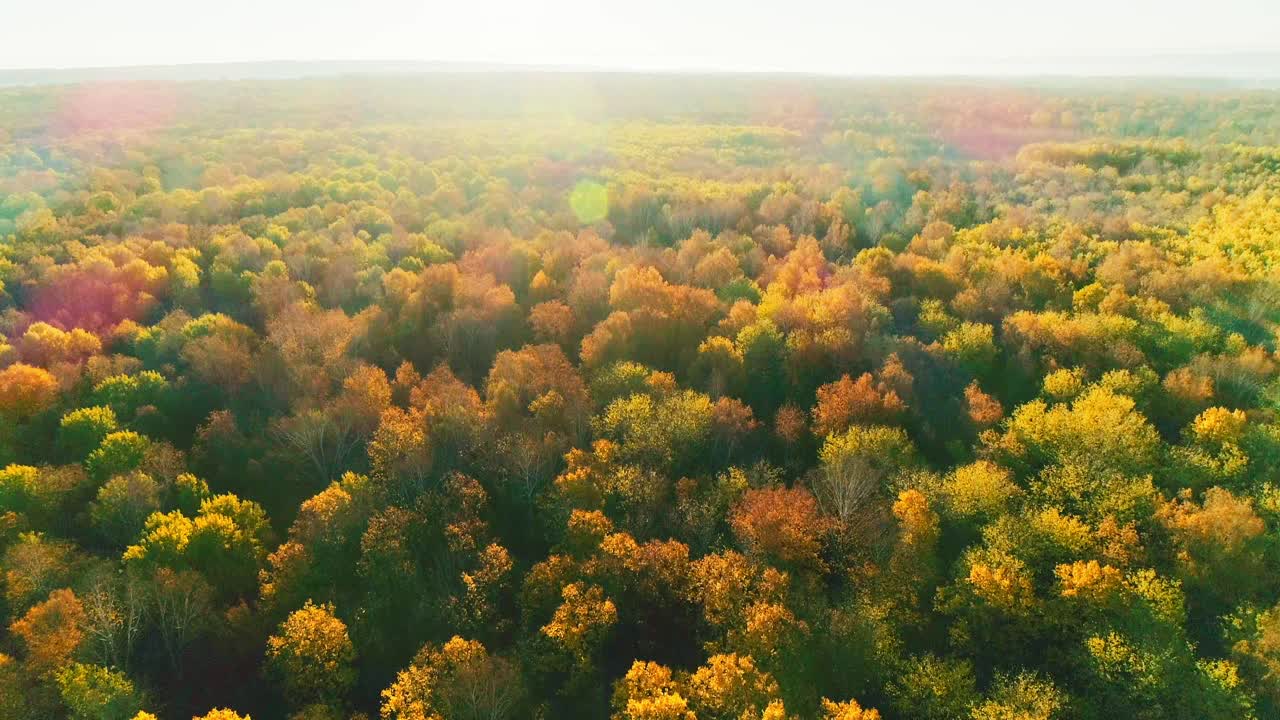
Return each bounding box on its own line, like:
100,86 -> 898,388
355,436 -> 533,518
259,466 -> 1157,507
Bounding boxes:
611,660 -> 695,720
380,636 -> 523,720
541,582 -> 618,670
0,363 -> 59,420
685,653 -> 780,720
265,600 -> 355,706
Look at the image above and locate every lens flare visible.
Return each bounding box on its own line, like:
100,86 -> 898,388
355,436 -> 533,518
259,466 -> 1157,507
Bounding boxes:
53,82 -> 178,136
569,180 -> 608,224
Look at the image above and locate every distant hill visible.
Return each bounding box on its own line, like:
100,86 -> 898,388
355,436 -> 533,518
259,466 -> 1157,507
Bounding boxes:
0,60 -> 528,87
2,53 -> 1279,88
935,51 -> 1280,84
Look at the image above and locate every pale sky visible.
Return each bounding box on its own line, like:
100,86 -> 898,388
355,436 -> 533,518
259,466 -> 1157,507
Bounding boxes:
2,0 -> 1279,73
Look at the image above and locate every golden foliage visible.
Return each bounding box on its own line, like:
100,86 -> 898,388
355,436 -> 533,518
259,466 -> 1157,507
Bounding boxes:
0,363 -> 59,419
541,582 -> 617,665
820,698 -> 881,720
265,600 -> 355,702
10,588 -> 85,677
1055,560 -> 1122,599
685,653 -> 779,720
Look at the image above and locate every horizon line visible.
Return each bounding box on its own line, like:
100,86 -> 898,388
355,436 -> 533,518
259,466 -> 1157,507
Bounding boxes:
4,51 -> 1280,79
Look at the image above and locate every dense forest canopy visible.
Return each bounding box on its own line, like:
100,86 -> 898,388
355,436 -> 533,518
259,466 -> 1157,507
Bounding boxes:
1,73 -> 1280,720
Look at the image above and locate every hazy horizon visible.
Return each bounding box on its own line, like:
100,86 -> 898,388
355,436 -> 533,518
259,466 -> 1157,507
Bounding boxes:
4,0 -> 1279,77
2,53 -> 1280,90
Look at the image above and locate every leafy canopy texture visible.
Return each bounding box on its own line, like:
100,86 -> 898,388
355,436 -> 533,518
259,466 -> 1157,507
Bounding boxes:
0,74 -> 1279,720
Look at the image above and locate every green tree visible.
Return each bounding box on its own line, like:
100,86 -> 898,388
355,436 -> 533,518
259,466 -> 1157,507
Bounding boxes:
59,407 -> 119,460
123,494 -> 270,598
595,390 -> 714,474
90,473 -> 162,546
55,663 -> 143,720
85,432 -> 150,482
736,321 -> 788,414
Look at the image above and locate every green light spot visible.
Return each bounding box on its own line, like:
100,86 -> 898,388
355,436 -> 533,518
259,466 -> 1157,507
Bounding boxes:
570,181 -> 609,224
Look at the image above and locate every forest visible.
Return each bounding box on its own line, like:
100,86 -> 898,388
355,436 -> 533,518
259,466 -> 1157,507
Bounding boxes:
0,73 -> 1279,720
